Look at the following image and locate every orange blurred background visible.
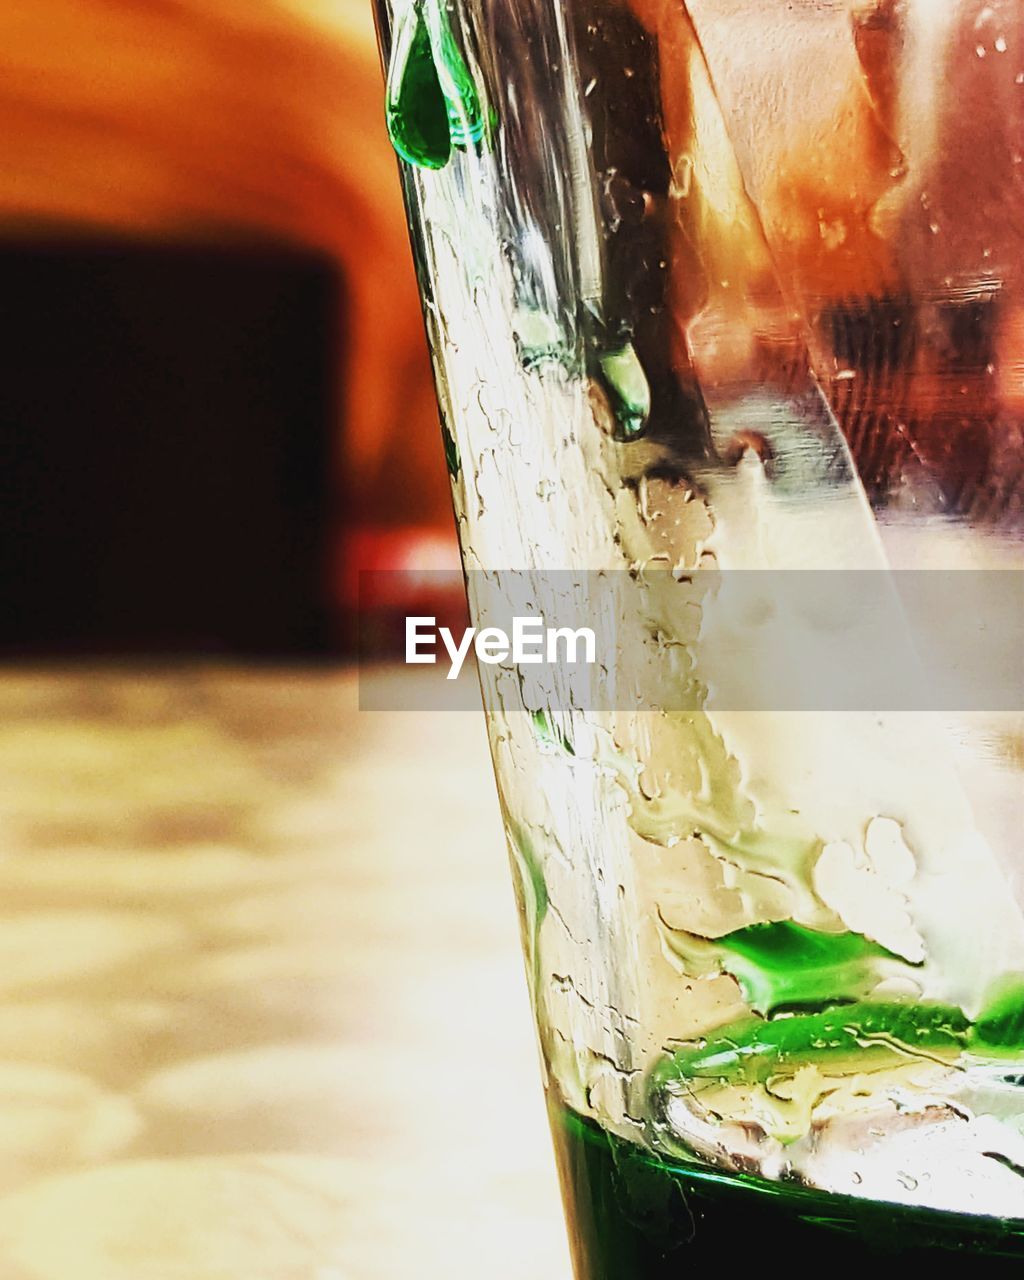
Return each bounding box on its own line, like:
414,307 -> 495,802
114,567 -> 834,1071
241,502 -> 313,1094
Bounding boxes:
0,0 -> 455,656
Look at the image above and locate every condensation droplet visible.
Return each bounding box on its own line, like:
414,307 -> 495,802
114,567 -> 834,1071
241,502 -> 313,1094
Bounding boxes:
385,6 -> 451,170
513,306 -> 565,370
384,0 -> 494,171
597,342 -> 651,439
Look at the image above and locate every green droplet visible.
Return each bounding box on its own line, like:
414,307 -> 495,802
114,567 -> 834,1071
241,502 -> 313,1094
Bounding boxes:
441,419 -> 461,479
649,1001 -> 970,1090
597,343 -> 651,438
716,921 -> 910,1016
971,974 -> 1024,1055
385,5 -> 451,170
510,823 -> 548,927
531,708 -> 575,755
422,1 -> 492,151
513,307 -> 566,371
385,2 -> 494,171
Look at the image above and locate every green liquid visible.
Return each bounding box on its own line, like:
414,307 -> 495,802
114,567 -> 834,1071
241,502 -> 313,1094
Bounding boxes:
596,342 -> 651,439
651,999 -> 970,1089
385,1 -> 493,171
385,6 -> 451,170
701,919 -> 910,1014
551,1106 -> 1024,1275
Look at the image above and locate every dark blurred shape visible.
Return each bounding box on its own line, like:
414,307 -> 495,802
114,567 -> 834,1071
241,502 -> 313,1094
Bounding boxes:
0,238 -> 339,656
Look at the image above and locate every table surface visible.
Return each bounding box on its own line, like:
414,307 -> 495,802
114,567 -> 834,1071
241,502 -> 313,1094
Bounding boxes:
0,666 -> 570,1279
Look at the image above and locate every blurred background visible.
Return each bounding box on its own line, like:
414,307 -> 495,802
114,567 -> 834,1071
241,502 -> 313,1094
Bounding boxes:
0,0 -> 461,659
0,3 -> 566,1277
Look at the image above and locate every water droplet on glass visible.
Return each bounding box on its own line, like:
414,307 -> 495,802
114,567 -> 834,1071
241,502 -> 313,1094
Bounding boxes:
385,5 -> 451,169
441,419 -> 461,479
597,342 -> 651,439
385,1 -> 494,170
425,1 -> 492,152
513,306 -> 565,370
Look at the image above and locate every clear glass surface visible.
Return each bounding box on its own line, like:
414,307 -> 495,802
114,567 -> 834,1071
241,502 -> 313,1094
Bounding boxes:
374,0 -> 1024,1266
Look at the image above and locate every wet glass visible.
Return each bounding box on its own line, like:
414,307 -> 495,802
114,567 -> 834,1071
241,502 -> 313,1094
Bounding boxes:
373,0 -> 1024,1269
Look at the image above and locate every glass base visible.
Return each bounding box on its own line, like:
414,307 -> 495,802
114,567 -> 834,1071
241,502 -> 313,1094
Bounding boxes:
551,1105 -> 1024,1275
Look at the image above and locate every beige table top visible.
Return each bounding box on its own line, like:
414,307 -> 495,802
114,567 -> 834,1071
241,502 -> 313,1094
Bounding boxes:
0,666 -> 570,1279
